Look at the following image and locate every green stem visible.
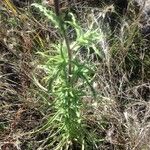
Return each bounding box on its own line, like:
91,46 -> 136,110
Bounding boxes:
54,0 -> 72,83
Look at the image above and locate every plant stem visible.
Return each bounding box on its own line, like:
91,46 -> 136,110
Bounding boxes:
54,0 -> 60,16
54,0 -> 72,83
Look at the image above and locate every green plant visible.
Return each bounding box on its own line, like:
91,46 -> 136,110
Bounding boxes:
32,2 -> 102,149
